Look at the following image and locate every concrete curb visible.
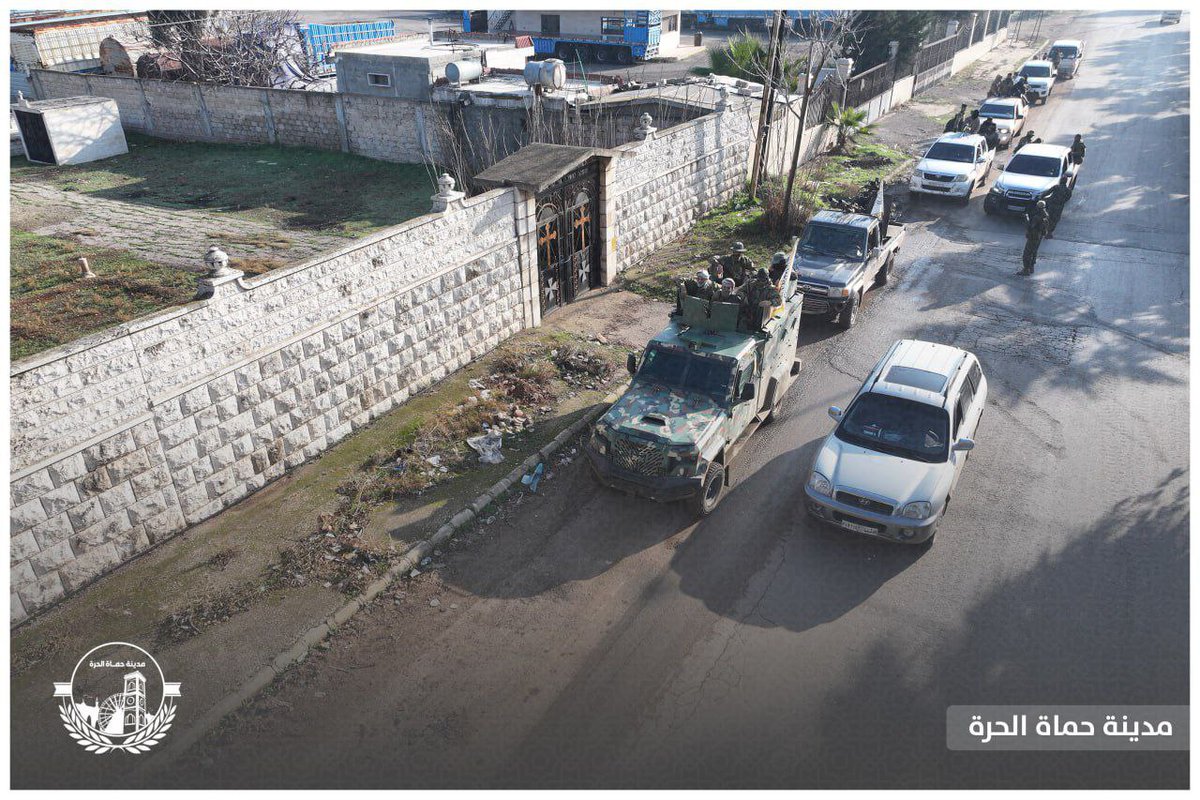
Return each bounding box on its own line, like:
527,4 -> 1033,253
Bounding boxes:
142,384 -> 628,773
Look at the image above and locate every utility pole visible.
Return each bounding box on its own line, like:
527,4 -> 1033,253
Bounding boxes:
748,10 -> 784,200
781,39 -> 816,231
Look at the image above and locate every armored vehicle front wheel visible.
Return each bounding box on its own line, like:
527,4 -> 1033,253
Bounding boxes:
690,460 -> 726,516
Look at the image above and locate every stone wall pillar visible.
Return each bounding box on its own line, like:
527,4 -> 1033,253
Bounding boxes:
598,157 -> 619,285
512,188 -> 541,328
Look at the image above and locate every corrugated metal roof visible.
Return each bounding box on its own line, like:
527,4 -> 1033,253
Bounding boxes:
9,11 -> 145,31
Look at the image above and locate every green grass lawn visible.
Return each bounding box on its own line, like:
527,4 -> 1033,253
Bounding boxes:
10,231 -> 199,360
10,133 -> 436,238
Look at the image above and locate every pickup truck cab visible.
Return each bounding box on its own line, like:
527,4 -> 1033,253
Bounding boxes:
909,132 -> 994,205
1018,59 -> 1056,104
977,96 -> 1028,148
804,339 -> 987,545
984,142 -> 1079,216
1048,39 -> 1084,78
1161,10 -> 1181,24
794,194 -> 905,329
586,252 -> 804,516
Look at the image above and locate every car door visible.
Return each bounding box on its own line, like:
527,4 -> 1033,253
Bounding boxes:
976,141 -> 992,178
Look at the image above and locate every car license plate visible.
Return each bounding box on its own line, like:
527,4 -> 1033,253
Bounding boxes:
839,520 -> 879,535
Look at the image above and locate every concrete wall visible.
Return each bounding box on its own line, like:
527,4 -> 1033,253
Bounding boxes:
29,70 -> 435,164
10,189 -> 528,624
335,51 -> 458,100
609,98 -> 755,273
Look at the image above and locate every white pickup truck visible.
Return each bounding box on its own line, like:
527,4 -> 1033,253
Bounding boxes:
1017,59 -> 1056,104
909,132 -> 995,205
1048,39 -> 1084,78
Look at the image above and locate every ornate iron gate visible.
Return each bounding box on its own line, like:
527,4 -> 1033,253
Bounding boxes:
535,161 -> 600,314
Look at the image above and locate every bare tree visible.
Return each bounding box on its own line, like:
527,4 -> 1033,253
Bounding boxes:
128,9 -> 303,86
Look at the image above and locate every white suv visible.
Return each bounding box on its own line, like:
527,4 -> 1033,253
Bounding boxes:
909,132 -> 994,205
977,96 -> 1028,148
804,339 -> 987,545
1018,59 -> 1056,104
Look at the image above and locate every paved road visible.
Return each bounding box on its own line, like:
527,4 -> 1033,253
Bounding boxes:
162,10 -> 1187,789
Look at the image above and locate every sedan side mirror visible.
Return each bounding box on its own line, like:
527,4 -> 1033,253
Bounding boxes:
828,405 -> 843,421
740,382 -> 756,402
952,437 -> 976,452
626,352 -> 638,376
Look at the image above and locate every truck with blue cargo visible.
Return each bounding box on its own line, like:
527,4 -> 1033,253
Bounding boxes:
463,10 -> 667,63
585,242 -> 804,516
793,186 -> 905,330
297,20 -> 396,75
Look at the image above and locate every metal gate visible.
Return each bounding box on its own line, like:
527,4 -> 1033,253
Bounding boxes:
535,161 -> 600,314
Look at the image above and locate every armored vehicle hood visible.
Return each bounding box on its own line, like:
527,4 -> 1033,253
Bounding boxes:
794,250 -> 857,286
601,382 -> 725,446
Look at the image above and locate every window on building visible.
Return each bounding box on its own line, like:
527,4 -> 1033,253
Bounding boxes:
541,14 -> 560,35
367,72 -> 391,87
665,13 -> 679,32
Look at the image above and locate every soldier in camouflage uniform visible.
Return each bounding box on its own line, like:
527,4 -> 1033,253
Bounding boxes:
714,241 -> 753,286
1043,174 -> 1073,239
739,268 -> 783,330
715,278 -> 740,304
1019,200 -> 1050,276
768,251 -> 790,284
673,269 -> 716,315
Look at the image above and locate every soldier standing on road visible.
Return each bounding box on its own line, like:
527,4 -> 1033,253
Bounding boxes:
999,73 -> 1015,96
989,74 -> 1004,96
739,268 -> 783,331
1014,130 -> 1036,153
1069,134 -> 1087,165
714,241 -> 753,286
1044,174 -> 1073,239
1018,200 -> 1050,276
963,109 -> 981,134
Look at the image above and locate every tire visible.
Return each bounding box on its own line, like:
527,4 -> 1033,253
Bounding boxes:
958,180 -> 974,205
837,292 -> 859,330
689,460 -> 726,516
616,46 -> 634,65
876,254 -> 893,286
763,378 -> 784,425
594,45 -> 614,64
554,43 -> 572,60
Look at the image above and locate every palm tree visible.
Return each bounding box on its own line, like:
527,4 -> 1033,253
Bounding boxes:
827,103 -> 875,153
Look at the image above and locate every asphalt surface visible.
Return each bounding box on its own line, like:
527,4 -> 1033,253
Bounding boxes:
77,10 -> 1196,789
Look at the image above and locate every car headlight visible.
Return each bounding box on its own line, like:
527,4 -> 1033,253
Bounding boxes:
808,471 -> 833,496
901,501 -> 933,520
989,185 -> 1004,195
952,173 -> 971,182
830,287 -> 851,298
665,447 -> 701,477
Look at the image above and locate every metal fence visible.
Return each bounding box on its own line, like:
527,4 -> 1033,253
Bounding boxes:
843,59 -> 895,108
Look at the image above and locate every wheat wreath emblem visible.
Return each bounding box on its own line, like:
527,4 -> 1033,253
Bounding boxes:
58,699 -> 176,754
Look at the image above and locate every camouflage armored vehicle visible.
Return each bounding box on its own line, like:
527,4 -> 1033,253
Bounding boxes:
585,249 -> 804,516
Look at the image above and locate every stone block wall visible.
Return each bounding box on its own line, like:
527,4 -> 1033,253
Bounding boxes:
610,99 -> 756,273
29,70 -> 432,164
10,189 -> 527,624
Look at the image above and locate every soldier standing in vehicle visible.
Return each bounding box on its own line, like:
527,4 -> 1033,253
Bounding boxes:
674,269 -> 716,315
1014,130 -> 1036,153
944,103 -> 968,133
1069,133 -> 1086,165
740,268 -> 783,330
768,251 -> 791,284
715,278 -> 740,304
1044,174 -> 1073,239
963,109 -> 981,134
714,241 -> 753,285
979,116 -> 999,150
1019,200 -> 1050,276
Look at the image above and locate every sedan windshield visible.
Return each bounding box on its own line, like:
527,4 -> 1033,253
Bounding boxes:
637,347 -> 734,402
925,142 -> 974,163
1005,154 -> 1062,178
835,392 -> 949,463
1020,64 -> 1052,78
979,103 -> 1015,119
799,223 -> 866,260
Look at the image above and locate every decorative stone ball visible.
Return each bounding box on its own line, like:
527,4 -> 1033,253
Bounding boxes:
204,245 -> 232,277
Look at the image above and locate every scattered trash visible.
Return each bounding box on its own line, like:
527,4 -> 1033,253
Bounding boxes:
429,598 -> 441,608
425,455 -> 442,467
467,430 -> 505,464
521,462 -> 545,492
409,569 -> 421,578
420,556 -> 432,567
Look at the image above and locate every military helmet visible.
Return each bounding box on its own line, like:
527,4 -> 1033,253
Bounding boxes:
771,251 -> 787,265
730,241 -> 746,253
755,268 -> 769,281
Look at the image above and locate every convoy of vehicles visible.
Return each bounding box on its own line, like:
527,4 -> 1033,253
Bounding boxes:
793,192 -> 906,330
585,243 -> 804,516
1017,59 -> 1056,104
804,340 -> 987,545
584,26 -> 1084,543
976,96 -> 1029,148
1048,39 -> 1084,78
909,132 -> 995,205
983,142 -> 1079,216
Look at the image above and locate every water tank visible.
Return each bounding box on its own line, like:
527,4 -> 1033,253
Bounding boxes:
446,60 -> 483,84
523,59 -> 566,91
